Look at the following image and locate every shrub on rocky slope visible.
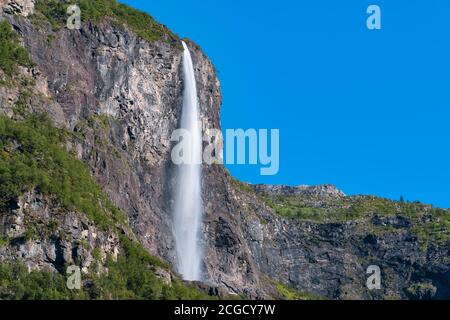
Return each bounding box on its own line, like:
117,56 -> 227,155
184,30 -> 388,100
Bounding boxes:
0,20 -> 33,78
34,0 -> 178,43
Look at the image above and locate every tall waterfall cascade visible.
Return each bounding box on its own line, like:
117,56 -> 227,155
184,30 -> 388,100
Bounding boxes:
172,41 -> 203,281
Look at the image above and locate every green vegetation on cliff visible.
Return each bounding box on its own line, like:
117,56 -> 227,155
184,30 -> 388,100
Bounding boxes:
0,262 -> 88,299
34,0 -> 178,43
0,236 -> 211,300
275,282 -> 325,300
406,282 -> 437,299
0,20 -> 34,78
0,113 -> 212,299
0,113 -> 124,229
258,192 -> 450,248
89,235 -> 212,300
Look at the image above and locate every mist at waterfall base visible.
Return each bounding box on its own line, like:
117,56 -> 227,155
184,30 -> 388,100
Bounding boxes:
172,41 -> 203,281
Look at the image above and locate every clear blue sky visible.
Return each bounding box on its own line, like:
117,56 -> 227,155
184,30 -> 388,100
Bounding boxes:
121,0 -> 450,208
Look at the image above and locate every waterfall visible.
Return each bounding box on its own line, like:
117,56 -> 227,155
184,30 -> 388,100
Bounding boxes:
172,41 -> 203,281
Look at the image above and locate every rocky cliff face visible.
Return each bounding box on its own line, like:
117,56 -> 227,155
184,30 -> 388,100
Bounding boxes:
1,1 -> 265,297
0,191 -> 120,274
0,0 -> 449,300
238,186 -> 450,299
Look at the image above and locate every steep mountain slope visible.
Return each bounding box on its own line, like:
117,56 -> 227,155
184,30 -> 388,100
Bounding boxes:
0,0 -> 449,300
246,184 -> 450,299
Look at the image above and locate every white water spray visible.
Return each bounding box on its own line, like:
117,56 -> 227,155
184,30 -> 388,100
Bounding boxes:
172,41 -> 203,281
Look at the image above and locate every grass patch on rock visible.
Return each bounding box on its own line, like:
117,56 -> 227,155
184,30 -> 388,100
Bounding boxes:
34,0 -> 178,43
275,281 -> 325,300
